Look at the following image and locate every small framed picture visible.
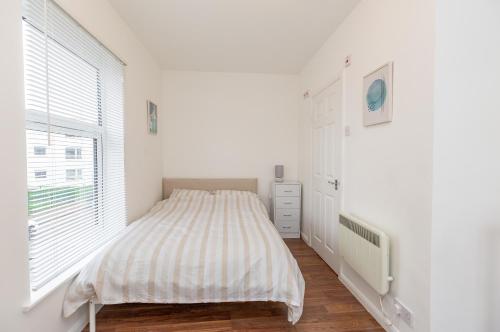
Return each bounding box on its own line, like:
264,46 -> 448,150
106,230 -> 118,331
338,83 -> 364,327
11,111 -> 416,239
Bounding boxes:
147,100 -> 158,135
363,62 -> 393,126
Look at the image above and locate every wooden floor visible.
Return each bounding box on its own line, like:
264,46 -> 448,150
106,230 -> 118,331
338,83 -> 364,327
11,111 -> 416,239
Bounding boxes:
84,239 -> 383,332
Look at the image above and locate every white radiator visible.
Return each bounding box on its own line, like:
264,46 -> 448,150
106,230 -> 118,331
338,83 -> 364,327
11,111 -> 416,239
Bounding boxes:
339,213 -> 392,295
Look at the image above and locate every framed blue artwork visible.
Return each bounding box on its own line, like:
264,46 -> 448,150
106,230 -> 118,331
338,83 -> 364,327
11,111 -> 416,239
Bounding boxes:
363,62 -> 393,126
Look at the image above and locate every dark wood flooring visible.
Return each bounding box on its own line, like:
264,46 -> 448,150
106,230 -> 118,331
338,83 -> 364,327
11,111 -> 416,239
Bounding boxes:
84,239 -> 383,331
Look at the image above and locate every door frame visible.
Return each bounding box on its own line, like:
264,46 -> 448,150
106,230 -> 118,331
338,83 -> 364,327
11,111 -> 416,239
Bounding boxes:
306,70 -> 345,273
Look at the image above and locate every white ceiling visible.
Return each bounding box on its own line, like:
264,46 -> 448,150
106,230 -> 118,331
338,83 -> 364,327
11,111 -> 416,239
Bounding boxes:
108,0 -> 360,74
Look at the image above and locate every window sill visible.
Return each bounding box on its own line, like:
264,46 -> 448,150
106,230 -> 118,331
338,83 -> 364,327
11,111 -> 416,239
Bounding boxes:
23,248 -> 101,312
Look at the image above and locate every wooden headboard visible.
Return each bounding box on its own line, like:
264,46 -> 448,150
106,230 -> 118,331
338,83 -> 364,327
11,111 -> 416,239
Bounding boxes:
162,178 -> 258,199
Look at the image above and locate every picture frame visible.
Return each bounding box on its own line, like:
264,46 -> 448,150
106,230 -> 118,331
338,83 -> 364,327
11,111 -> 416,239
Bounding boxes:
147,100 -> 158,135
363,62 -> 393,126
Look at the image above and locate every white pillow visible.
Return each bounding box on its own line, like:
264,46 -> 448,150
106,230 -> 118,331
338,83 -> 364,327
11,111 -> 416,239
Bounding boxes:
215,189 -> 258,198
170,188 -> 210,199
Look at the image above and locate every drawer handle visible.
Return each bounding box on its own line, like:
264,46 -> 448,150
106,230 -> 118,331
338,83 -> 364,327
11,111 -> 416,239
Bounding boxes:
283,190 -> 293,193
282,226 -> 292,229
284,202 -> 292,205
283,214 -> 292,217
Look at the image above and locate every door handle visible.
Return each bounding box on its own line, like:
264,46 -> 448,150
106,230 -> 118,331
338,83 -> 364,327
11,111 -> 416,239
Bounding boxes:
328,179 -> 339,190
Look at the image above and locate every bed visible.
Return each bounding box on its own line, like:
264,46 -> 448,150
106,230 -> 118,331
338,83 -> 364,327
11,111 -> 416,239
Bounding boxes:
63,178 -> 305,331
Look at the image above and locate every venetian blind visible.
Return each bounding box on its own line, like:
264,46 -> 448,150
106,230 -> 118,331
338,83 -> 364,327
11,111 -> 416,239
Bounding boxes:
22,0 -> 126,291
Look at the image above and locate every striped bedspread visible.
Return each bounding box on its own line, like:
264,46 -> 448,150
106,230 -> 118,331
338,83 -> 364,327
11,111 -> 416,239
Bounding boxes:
63,189 -> 305,323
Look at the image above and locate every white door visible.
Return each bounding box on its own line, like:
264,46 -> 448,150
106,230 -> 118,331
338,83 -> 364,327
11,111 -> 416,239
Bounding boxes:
311,78 -> 342,273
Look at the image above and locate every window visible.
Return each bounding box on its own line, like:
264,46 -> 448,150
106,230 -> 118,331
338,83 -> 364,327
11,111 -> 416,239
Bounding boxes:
22,0 -> 125,292
65,147 -> 82,159
34,170 -> 47,179
33,146 -> 46,155
65,169 -> 83,181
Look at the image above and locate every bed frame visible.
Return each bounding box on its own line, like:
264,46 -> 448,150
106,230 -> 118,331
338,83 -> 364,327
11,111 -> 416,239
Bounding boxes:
88,178 -> 258,332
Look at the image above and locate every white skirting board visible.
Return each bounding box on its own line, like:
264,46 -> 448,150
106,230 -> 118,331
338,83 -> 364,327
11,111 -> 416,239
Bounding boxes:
339,273 -> 400,332
68,304 -> 103,332
300,231 -> 310,245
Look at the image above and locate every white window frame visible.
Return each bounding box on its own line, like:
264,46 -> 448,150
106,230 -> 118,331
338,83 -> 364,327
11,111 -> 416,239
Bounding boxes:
22,0 -> 125,308
23,27 -> 105,292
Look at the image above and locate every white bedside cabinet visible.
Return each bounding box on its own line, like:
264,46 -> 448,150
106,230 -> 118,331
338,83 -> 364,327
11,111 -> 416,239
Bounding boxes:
271,181 -> 301,238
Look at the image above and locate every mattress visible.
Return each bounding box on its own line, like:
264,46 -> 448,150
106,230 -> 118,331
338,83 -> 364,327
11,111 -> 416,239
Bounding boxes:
63,189 -> 305,324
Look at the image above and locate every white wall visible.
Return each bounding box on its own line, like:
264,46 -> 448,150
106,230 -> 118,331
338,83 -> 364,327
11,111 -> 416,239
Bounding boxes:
431,0 -> 500,331
161,71 -> 299,205
0,0 -> 162,331
298,0 -> 435,331
0,0 -> 32,330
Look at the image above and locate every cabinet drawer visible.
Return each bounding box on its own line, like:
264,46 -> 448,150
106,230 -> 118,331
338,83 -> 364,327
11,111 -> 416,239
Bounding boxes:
275,208 -> 300,222
275,184 -> 300,197
276,220 -> 300,233
275,197 -> 300,209
280,232 -> 300,239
